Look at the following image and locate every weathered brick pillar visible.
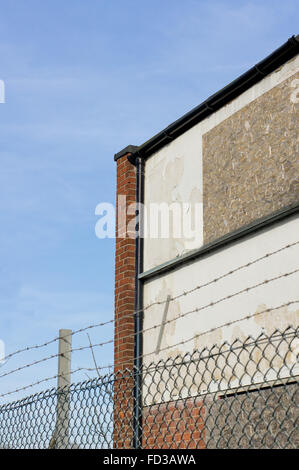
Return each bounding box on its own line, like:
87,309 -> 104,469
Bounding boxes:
113,146 -> 138,448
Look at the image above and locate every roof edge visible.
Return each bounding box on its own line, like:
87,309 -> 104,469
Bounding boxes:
114,145 -> 139,161
117,34 -> 298,163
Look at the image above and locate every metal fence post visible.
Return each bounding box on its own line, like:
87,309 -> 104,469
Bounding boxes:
56,328 -> 72,449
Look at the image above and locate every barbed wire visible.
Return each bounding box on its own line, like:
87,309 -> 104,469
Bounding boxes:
0,365 -> 99,400
0,336 -> 114,382
2,318 -> 114,366
70,301 -> 299,374
142,327 -> 299,375
116,243 -> 299,328
1,298 -> 297,400
0,241 -> 298,397
1,311 -> 298,401
138,240 -> 299,315
2,240 -> 297,373
0,352 -> 60,380
1,268 -> 298,383
0,326 -> 297,450
108,299 -> 299,371
142,303 -> 299,363
113,268 -> 299,351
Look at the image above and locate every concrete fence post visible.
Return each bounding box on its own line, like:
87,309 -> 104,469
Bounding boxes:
56,328 -> 72,449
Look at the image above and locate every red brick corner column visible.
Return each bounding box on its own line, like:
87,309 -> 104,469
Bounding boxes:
113,146 -> 138,448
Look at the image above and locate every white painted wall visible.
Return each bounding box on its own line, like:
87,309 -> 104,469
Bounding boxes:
142,55 -> 299,402
142,215 -> 299,402
143,55 -> 299,271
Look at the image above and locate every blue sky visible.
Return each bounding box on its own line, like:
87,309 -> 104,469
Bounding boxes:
0,0 -> 298,401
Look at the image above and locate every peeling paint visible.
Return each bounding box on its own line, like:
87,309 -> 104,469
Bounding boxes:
143,216 -> 299,405
194,328 -> 223,352
142,55 -> 299,406
254,304 -> 299,335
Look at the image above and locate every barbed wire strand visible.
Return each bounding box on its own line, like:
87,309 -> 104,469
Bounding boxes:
71,321 -> 299,377
0,338 -> 114,381
136,240 -> 299,316
3,240 -> 297,366
1,299 -> 297,399
1,323 -> 296,401
111,268 -> 299,361
1,268 -> 298,381
3,318 -> 114,365
72,268 -> 299,371
95,298 -> 299,372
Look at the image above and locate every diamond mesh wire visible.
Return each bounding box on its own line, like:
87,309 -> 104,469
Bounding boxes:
0,327 -> 297,449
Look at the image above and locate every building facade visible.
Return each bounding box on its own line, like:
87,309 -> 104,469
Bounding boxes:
113,35 -> 299,448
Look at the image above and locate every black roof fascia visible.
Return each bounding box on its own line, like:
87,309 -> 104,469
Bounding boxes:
114,145 -> 139,161
123,34 -> 298,164
139,202 -> 299,282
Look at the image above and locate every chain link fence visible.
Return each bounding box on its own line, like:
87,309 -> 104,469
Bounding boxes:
0,326 -> 298,449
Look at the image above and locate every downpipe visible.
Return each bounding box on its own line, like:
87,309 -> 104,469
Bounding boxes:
132,155 -> 144,449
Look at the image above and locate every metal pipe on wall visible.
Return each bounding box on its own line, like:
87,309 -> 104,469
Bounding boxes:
133,154 -> 145,449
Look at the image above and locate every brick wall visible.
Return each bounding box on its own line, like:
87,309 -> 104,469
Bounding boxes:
113,154 -> 206,450
142,398 -> 205,449
113,152 -> 136,448
114,153 -> 136,372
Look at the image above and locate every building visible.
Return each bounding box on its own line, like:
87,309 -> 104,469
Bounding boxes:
113,35 -> 299,449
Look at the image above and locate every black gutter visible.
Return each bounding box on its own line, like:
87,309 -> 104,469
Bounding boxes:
126,34 -> 298,163
139,202 -> 299,282
132,156 -> 145,449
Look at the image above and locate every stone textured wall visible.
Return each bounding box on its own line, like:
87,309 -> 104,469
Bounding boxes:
205,383 -> 299,449
203,72 -> 299,244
